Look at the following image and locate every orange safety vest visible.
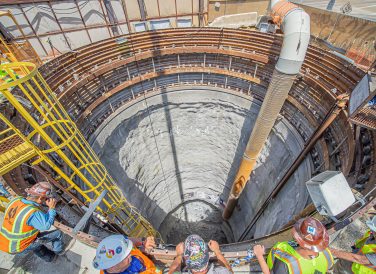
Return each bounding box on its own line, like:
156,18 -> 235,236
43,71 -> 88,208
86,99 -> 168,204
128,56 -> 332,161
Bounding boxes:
0,197 -> 39,254
100,247 -> 160,273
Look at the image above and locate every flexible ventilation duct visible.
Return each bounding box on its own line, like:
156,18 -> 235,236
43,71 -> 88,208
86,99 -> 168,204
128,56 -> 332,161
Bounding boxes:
223,0 -> 311,220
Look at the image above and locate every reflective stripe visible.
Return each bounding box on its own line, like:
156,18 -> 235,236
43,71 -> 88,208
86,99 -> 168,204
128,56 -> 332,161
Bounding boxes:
10,239 -> 17,254
1,226 -> 38,253
0,227 -> 38,240
0,198 -> 39,253
15,206 -> 36,251
274,248 -> 302,273
12,206 -> 35,233
322,249 -> 334,269
268,242 -> 331,274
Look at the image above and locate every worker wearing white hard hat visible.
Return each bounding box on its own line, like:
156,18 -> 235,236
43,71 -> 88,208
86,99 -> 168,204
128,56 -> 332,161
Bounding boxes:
93,234 -> 161,273
330,215 -> 376,274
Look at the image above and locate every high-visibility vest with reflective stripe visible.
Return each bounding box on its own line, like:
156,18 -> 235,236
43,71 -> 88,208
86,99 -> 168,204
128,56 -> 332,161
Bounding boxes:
352,230 -> 376,274
266,241 -> 334,274
0,197 -> 39,253
0,68 -> 19,84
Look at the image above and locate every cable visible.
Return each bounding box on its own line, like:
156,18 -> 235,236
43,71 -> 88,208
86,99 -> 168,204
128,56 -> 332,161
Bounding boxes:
142,92 -> 174,210
126,33 -> 174,211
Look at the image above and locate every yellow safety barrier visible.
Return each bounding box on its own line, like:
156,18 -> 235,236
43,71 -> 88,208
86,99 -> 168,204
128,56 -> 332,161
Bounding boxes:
0,62 -> 161,239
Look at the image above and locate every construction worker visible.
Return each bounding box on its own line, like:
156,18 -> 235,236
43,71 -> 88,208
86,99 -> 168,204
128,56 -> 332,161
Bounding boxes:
168,234 -> 233,274
329,215 -> 376,273
253,217 -> 334,274
92,234 -> 161,273
0,181 -> 64,262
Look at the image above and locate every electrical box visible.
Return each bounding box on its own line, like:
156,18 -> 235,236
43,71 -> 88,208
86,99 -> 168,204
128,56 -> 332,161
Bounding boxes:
306,171 -> 355,217
259,23 -> 276,34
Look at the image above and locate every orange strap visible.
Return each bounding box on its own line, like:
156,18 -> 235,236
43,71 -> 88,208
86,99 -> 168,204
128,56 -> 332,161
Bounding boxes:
130,248 -> 156,272
271,0 -> 299,26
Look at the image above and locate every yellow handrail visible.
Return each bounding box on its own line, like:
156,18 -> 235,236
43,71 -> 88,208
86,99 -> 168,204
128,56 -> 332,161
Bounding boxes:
0,62 -> 161,239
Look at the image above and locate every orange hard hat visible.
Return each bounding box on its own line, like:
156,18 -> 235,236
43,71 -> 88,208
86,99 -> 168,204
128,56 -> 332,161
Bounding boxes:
25,181 -> 53,198
292,217 -> 329,252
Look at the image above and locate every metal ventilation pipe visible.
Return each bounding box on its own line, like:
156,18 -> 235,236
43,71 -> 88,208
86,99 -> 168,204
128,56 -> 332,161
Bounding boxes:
223,0 -> 310,220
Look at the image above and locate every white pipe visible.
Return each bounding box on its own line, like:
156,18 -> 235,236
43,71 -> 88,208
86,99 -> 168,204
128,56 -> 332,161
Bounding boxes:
223,0 -> 311,220
271,1 -> 311,74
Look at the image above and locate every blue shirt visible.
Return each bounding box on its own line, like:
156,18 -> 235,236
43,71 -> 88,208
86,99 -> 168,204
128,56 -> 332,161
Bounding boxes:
22,199 -> 56,231
104,255 -> 146,274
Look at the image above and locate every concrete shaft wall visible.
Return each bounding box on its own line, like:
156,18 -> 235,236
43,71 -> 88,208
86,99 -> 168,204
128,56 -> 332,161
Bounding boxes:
91,87 -> 312,243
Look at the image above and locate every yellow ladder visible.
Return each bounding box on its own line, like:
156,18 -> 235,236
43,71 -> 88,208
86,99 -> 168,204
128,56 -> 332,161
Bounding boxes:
0,61 -> 161,240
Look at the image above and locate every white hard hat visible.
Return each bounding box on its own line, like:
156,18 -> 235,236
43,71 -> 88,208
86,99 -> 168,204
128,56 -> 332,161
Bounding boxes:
92,235 -> 133,270
366,216 -> 376,232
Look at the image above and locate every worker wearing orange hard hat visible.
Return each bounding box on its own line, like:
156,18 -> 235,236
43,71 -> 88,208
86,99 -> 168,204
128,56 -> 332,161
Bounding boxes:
0,182 -> 64,262
253,217 -> 334,274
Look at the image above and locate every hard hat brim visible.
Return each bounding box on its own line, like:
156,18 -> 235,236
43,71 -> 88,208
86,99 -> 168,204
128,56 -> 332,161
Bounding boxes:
25,187 -> 53,198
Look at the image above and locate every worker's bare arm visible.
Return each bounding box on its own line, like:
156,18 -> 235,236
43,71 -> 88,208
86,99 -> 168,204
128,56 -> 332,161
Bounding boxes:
329,248 -> 370,265
128,236 -> 156,253
168,242 -> 184,274
253,245 -> 271,274
208,240 -> 233,273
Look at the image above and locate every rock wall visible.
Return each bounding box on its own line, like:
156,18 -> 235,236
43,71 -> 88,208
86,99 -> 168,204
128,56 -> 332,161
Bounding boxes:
91,86 -> 312,243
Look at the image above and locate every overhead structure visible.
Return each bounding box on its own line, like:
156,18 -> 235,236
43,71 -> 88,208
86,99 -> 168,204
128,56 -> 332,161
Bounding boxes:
0,61 -> 160,239
0,11 -> 41,65
223,0 -> 311,219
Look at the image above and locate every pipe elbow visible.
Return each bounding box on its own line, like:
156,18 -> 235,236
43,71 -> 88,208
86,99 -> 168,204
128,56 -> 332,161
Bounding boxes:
271,0 -> 311,75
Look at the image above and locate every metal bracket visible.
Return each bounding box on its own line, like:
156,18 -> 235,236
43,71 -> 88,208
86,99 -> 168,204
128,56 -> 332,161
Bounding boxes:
73,190 -> 107,234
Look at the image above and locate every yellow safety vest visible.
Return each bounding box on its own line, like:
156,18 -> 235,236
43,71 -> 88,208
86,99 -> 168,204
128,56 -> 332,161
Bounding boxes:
267,241 -> 334,274
352,230 -> 376,274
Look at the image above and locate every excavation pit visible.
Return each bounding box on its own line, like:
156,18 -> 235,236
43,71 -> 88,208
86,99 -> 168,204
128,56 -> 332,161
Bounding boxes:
90,87 -> 312,243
